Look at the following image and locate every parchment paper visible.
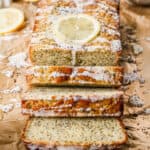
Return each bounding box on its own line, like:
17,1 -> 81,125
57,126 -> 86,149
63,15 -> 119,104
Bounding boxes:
0,1 -> 149,149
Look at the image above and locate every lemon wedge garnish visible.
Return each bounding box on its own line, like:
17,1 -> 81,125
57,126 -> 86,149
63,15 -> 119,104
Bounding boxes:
52,14 -> 100,44
0,8 -> 24,34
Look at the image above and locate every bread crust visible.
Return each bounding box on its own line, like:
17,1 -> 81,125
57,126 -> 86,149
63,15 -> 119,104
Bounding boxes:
22,118 -> 127,150
26,66 -> 123,87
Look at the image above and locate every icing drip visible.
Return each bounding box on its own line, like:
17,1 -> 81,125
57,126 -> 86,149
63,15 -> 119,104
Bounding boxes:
75,71 -> 112,81
57,7 -> 83,15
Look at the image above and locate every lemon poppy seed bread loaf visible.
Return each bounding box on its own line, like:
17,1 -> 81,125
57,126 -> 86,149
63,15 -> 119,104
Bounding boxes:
30,0 -> 121,66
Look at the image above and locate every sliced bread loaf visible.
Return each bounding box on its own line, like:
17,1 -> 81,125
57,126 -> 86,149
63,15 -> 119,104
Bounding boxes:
21,87 -> 123,117
26,66 -> 123,87
22,117 -> 127,150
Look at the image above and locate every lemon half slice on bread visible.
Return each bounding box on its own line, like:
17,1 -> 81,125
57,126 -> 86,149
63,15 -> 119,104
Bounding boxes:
52,14 -> 100,44
0,8 -> 24,34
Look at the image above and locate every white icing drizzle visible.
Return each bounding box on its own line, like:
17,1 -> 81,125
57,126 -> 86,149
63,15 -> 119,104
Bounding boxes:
93,37 -> 109,43
8,52 -> 29,68
31,32 -> 121,52
85,45 -> 109,51
71,94 -> 120,102
28,66 -> 116,82
25,91 -> 122,102
105,27 -> 120,36
73,0 -> 95,7
57,7 -> 83,15
51,104 -> 72,109
36,6 -> 54,14
32,24 -> 121,51
75,71 -> 112,81
97,3 -> 116,12
0,104 -> 14,113
52,35 -> 84,51
49,72 -> 69,78
2,70 -> 13,78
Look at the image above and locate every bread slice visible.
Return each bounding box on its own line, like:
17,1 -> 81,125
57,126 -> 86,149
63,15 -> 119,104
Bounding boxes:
22,117 -> 127,150
26,66 -> 123,87
29,0 -> 121,66
21,87 -> 123,117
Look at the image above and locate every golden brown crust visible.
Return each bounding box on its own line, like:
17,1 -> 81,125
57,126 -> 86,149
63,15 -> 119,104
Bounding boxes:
22,117 -> 127,150
26,66 -> 123,87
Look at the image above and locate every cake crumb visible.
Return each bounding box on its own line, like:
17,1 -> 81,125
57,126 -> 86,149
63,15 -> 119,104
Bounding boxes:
138,77 -> 145,84
2,70 -> 14,78
144,108 -> 150,115
132,43 -> 143,55
8,52 -> 29,68
0,104 -> 14,113
128,95 -> 144,107
1,86 -> 21,94
123,72 -> 138,85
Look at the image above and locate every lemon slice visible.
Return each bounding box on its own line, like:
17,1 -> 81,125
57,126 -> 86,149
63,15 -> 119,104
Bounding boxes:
0,8 -> 24,34
52,14 -> 100,44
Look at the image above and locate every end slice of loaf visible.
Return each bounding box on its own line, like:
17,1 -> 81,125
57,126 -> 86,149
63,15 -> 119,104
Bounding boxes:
26,66 -> 123,87
21,87 -> 123,117
22,117 -> 127,150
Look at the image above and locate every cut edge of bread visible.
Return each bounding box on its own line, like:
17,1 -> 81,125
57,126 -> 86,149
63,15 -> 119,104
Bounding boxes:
22,117 -> 127,150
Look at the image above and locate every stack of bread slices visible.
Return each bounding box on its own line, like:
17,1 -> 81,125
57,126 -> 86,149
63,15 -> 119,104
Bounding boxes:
21,0 -> 127,149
